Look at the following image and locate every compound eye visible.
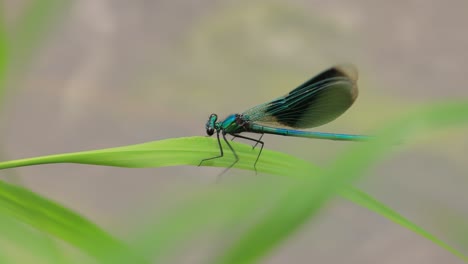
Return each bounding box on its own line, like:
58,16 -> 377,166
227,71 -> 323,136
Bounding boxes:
206,127 -> 214,136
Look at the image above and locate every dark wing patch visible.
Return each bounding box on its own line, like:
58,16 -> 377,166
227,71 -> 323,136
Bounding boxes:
264,65 -> 358,128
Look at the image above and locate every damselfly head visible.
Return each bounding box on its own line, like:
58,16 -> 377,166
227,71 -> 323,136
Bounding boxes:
205,113 -> 218,136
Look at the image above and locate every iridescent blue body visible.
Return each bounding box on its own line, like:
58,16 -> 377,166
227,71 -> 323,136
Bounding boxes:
201,65 -> 370,172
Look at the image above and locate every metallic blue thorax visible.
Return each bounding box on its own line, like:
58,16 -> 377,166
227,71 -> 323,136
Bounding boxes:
219,114 -> 246,134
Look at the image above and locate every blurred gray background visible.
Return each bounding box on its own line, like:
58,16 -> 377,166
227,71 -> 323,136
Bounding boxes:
2,0 -> 468,263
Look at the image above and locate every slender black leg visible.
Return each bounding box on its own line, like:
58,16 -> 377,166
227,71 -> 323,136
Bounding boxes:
209,133 -> 241,179
219,132 -> 240,175
200,132 -> 263,176
230,134 -> 264,174
252,133 -> 264,149
231,133 -> 263,149
198,132 -> 224,166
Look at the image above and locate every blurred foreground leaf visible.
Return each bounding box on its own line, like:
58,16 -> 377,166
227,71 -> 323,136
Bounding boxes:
0,180 -> 146,264
0,101 -> 466,263
214,100 -> 468,263
0,12 -> 9,102
11,0 -> 70,66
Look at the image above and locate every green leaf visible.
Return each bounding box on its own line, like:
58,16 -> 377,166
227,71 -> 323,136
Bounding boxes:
343,187 -> 467,261
0,10 -> 9,101
0,101 -> 466,263
0,136 -> 319,177
0,211 -> 69,264
214,100 -> 468,263
0,137 -> 317,263
10,0 -> 70,66
0,180 -> 147,264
